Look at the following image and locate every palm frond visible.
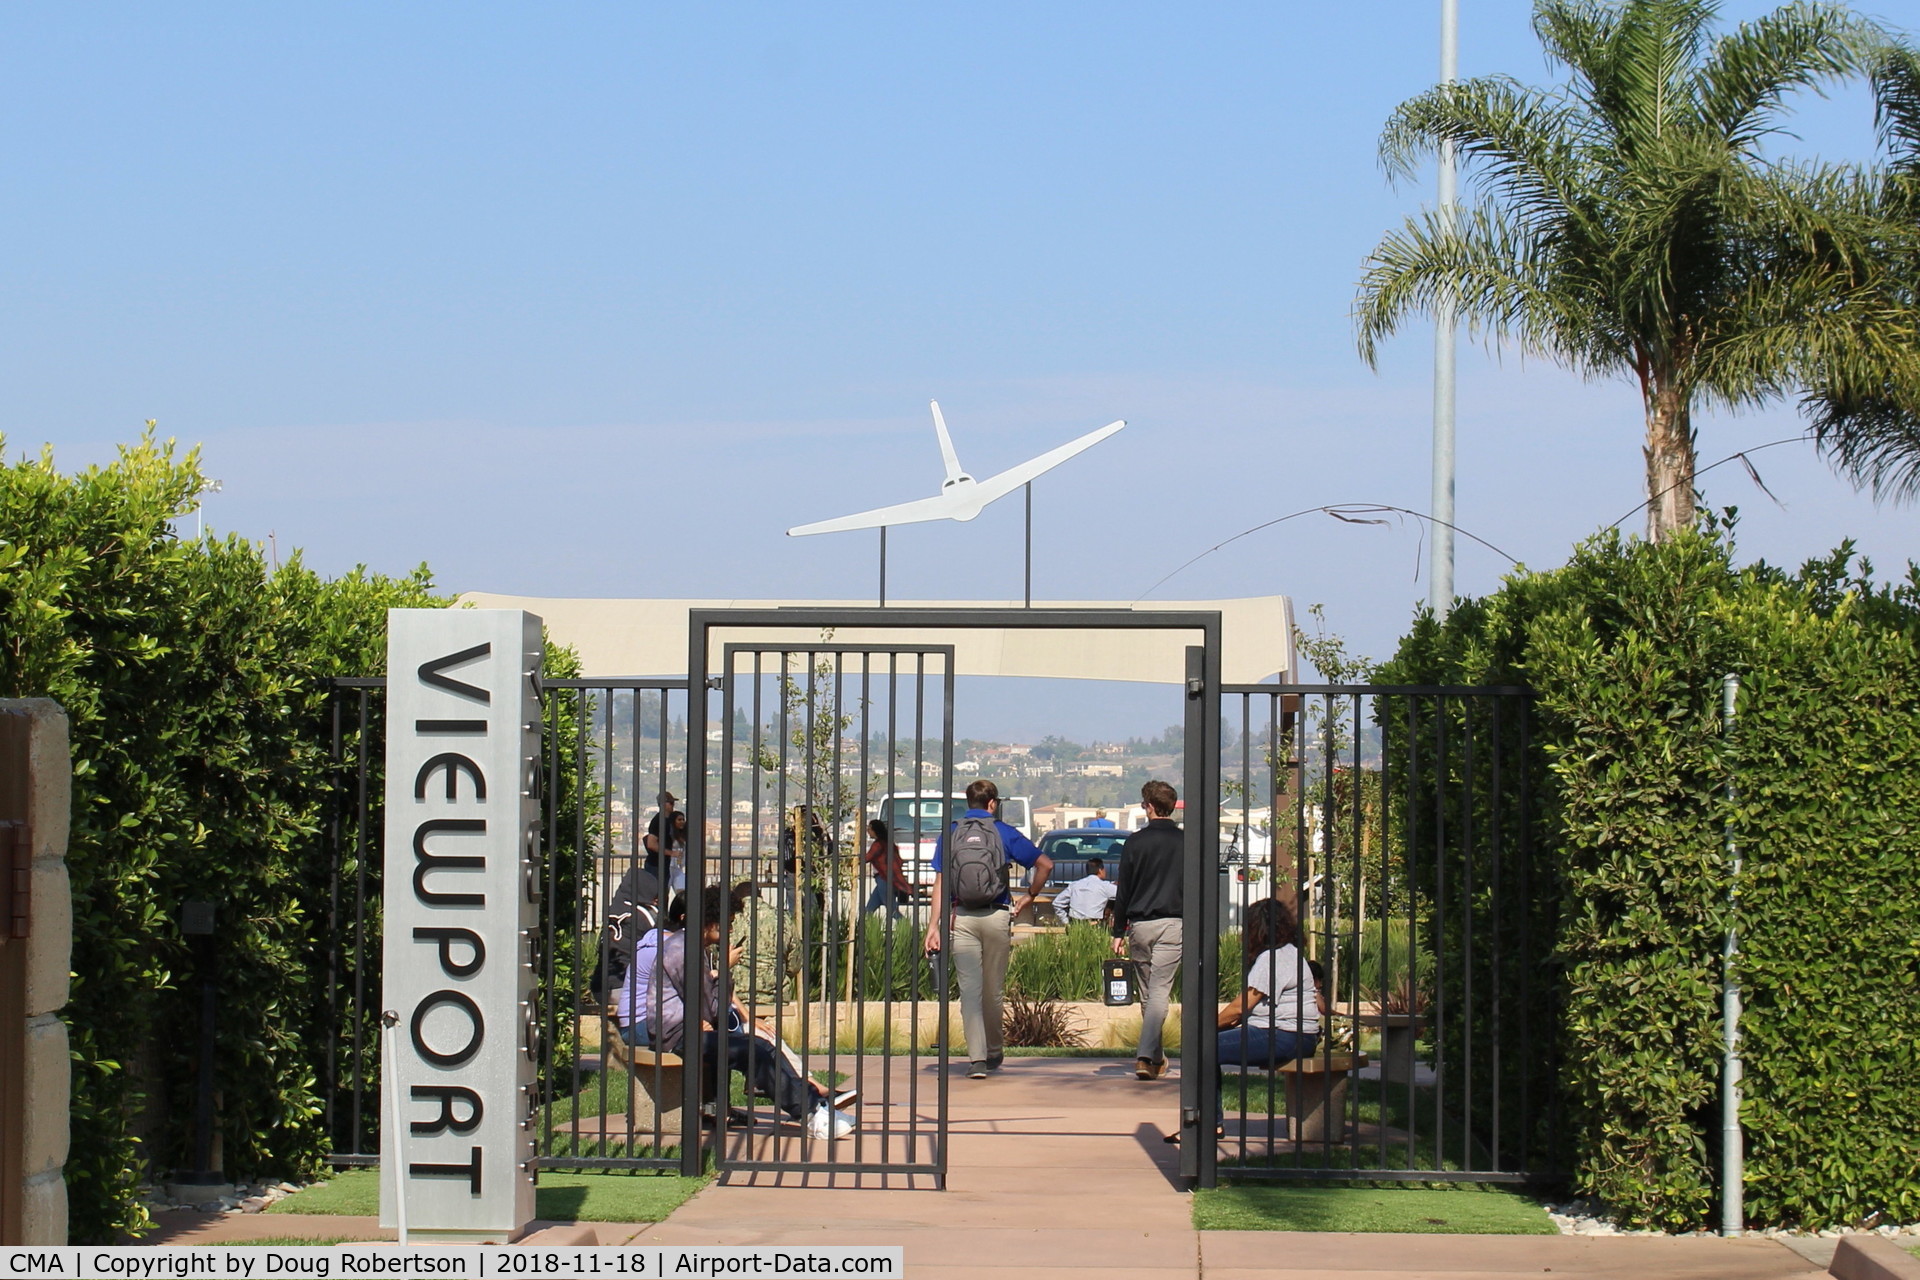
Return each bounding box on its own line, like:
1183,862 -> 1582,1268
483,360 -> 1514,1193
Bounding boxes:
1599,0 -> 1716,152
1355,203 -> 1618,375
1535,0 -> 1621,89
1379,77 -> 1597,234
1872,44 -> 1920,175
1805,390 -> 1920,502
1695,3 -> 1881,151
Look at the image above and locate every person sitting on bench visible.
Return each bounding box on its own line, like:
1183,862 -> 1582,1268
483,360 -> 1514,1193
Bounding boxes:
1214,897 -> 1321,1131
621,887 -> 855,1140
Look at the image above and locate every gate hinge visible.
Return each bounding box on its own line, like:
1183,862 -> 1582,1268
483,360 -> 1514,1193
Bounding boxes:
704,677 -> 723,691
1186,678 -> 1205,699
1,820 -> 29,939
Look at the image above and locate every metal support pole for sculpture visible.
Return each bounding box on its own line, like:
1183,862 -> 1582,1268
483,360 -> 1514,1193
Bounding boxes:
1720,673 -> 1744,1237
1024,483 -> 1033,607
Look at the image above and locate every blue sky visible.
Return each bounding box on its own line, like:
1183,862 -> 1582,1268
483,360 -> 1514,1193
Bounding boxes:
3,2 -> 1914,741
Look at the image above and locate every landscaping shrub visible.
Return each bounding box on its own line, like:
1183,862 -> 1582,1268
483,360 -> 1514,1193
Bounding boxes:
853,918 -> 955,1001
0,436 -> 447,1240
1001,994 -> 1083,1048
0,436 -> 592,1240
1381,526 -> 1920,1229
1007,924 -> 1113,1000
1008,926 -> 1243,1003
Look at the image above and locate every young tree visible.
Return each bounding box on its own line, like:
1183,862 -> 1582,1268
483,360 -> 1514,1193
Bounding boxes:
1356,0 -> 1898,541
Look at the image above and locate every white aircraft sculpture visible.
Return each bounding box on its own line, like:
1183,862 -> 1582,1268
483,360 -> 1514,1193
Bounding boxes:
786,401 -> 1125,537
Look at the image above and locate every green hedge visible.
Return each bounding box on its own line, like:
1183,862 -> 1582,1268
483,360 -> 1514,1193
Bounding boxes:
0,437 -> 448,1241
1381,527 -> 1920,1230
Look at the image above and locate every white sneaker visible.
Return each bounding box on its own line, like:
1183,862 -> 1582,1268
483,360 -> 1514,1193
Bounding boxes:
807,1105 -> 854,1140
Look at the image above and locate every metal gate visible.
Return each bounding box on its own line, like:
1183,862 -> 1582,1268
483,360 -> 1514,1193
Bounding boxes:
1192,681 -> 1554,1187
685,638 -> 956,1185
687,606 -> 1227,1186
322,675 -> 699,1174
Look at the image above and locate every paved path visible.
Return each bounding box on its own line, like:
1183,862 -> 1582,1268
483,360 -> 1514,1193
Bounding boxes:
143,1056 -> 1827,1279
636,1056 -> 1822,1280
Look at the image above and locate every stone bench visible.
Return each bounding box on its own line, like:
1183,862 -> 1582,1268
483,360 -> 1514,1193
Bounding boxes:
1223,1053 -> 1368,1142
603,1032 -> 686,1136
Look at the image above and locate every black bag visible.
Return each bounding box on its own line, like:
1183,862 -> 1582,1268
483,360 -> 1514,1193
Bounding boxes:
947,815 -> 1010,909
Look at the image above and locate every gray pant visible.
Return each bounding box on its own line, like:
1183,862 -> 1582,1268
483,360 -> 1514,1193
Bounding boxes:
1129,917 -> 1183,1064
951,905 -> 1011,1063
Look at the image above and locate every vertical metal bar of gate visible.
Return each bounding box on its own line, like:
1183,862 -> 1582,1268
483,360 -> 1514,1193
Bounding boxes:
1184,644 -> 1223,1186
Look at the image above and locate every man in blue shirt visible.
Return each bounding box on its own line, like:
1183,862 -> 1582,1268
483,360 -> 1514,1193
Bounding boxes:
1085,809 -> 1116,829
923,779 -> 1053,1078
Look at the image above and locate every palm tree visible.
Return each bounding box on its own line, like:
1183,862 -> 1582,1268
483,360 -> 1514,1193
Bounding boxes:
1355,0 -> 1895,541
1803,46 -> 1920,499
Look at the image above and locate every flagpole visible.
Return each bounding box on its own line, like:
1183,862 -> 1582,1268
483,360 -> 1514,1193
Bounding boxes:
1430,0 -> 1459,619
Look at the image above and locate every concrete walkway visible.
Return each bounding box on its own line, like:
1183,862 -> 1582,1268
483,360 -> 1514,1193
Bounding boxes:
635,1056 -> 1822,1280
142,1056 -> 1828,1279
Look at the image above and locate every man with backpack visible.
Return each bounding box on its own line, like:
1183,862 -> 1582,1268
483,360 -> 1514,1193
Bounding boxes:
923,779 -> 1053,1079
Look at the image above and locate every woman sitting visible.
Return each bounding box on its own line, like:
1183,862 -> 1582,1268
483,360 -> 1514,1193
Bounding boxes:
1215,898 -> 1321,1132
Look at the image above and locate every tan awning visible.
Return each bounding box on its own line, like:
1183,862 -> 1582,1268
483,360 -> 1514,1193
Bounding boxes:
455,594 -> 1295,686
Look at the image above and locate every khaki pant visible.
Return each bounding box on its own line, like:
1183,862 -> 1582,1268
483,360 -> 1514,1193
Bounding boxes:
1129,917 -> 1183,1064
951,905 -> 1011,1063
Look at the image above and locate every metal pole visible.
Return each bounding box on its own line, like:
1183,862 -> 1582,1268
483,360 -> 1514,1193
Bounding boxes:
1024,483 -> 1033,608
380,1011 -> 410,1247
1720,673 -> 1743,1236
192,964 -> 216,1177
879,526 -> 887,608
1429,0 -> 1459,619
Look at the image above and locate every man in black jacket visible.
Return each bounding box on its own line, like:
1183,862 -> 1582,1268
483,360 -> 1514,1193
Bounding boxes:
1110,779 -> 1183,1080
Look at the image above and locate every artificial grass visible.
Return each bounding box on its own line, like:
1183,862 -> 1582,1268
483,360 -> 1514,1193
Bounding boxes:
1193,1184 -> 1556,1234
267,1169 -> 708,1224
265,1172 -> 377,1216
531,1173 -> 709,1223
220,1238 -> 375,1246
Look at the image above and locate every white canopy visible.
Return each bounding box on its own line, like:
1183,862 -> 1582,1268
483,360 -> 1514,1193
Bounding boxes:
455,594 -> 1295,686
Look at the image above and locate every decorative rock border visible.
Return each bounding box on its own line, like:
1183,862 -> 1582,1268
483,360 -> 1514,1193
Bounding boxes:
143,1179 -> 317,1217
1542,1198 -> 1920,1244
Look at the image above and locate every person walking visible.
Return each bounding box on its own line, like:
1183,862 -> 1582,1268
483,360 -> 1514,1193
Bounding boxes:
862,818 -> 911,919
923,779 -> 1052,1079
779,805 -> 832,915
1111,779 -> 1183,1081
643,790 -> 682,883
1050,856 -> 1116,925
